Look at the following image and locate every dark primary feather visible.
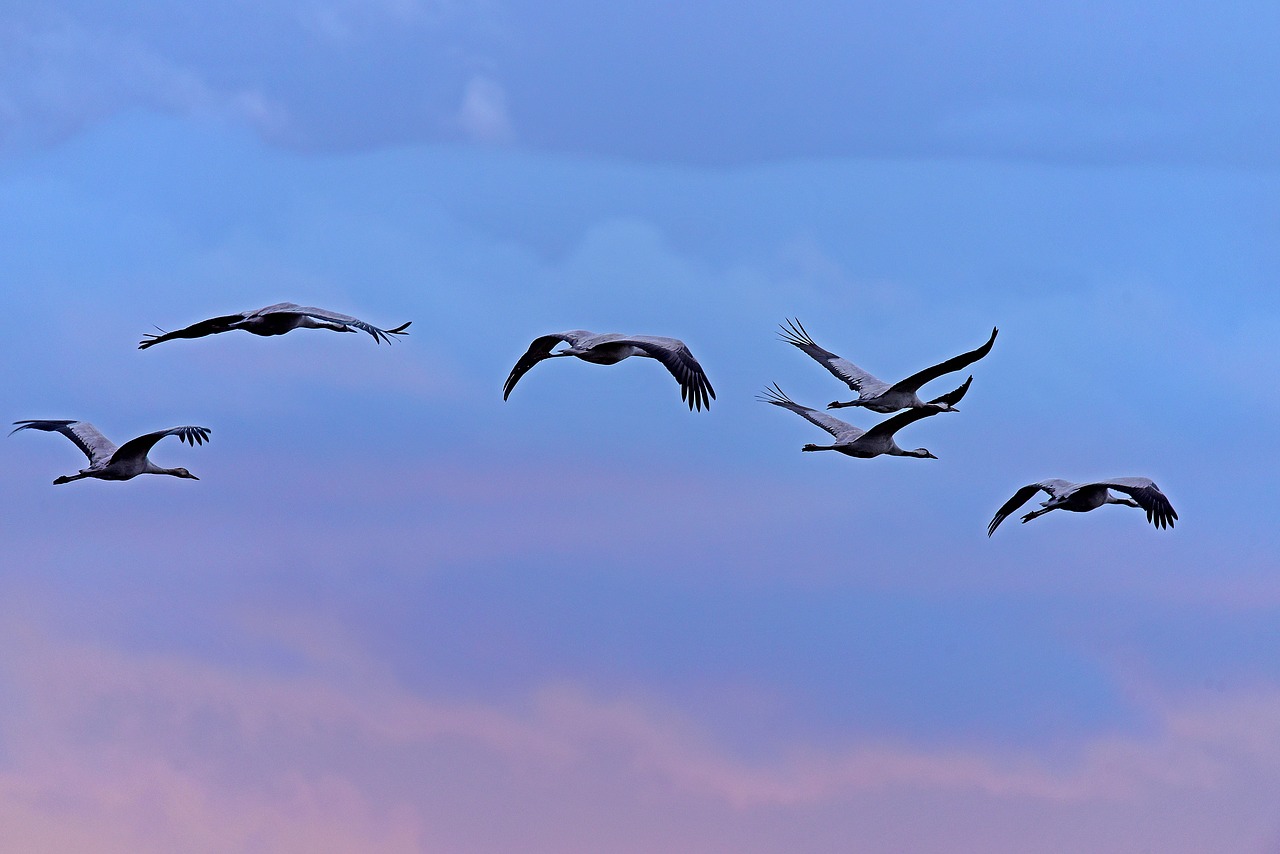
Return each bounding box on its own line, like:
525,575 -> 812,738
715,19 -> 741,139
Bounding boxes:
111,426 -> 212,465
889,327 -> 999,394
503,333 -> 576,399
138,313 -> 246,349
987,483 -> 1053,537
1095,478 -> 1178,530
621,337 -> 716,411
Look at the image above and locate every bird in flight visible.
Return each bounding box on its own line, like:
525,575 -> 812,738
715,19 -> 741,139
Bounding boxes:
987,477 -> 1177,536
758,384 -> 944,458
139,303 -> 410,349
504,331 -> 715,411
779,318 -> 995,413
11,420 -> 211,484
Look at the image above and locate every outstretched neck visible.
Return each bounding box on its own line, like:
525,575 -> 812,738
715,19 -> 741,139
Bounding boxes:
802,444 -> 837,452
145,461 -> 194,479
887,447 -> 935,459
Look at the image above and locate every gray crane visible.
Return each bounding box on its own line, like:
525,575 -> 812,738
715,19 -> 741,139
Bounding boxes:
988,478 -> 1177,536
11,420 -> 210,484
139,302 -> 410,348
504,331 -> 715,411
779,318 -> 995,413
758,384 -> 943,458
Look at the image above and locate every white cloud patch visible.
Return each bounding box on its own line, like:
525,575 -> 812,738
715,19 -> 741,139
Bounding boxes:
452,74 -> 513,144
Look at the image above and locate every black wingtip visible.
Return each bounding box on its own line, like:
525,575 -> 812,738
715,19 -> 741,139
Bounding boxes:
138,326 -> 167,350
757,383 -> 788,406
377,321 -> 412,344
777,317 -> 815,347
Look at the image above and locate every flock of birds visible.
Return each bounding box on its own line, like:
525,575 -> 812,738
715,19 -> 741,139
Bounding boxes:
13,301 -> 1177,535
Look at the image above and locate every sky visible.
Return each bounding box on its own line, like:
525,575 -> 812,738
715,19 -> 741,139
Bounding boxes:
1,2 -> 1278,852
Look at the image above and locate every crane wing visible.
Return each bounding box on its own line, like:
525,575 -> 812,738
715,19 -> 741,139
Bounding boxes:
890,327 -> 998,394
987,479 -> 1072,536
1094,477 -> 1178,529
860,404 -> 946,443
10,420 -> 118,466
616,336 -> 716,411
279,305 -> 411,344
757,384 -> 862,441
110,426 -> 211,465
778,318 -> 890,396
138,312 -> 250,349
503,332 -> 587,400
926,375 -> 972,408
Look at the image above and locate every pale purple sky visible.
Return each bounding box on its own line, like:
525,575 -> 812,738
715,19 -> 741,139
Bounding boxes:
1,2 -> 1278,851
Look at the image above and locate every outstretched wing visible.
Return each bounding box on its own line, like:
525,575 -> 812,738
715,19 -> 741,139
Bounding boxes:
860,404 -> 946,443
777,318 -> 890,396
757,384 -> 862,441
987,479 -> 1072,537
618,336 -> 716,411
927,375 -> 972,408
138,312 -> 249,349
110,426 -> 212,465
10,420 -> 118,466
503,332 -> 584,400
890,327 -> 998,395
1095,477 -> 1178,530
279,305 -> 412,344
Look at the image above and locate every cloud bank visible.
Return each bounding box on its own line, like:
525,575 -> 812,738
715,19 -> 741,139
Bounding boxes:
2,607 -> 1279,853
2,2 -> 1278,166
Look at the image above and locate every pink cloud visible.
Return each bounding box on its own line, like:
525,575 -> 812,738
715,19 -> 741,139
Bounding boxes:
0,608 -> 1278,852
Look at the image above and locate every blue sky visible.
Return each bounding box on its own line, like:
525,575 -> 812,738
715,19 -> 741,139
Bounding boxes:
1,3 -> 1279,852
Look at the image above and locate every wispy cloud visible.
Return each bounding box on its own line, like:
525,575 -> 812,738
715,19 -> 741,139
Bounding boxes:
2,608 -> 1279,852
0,11 -> 285,152
0,2 -> 500,156
6,2 -> 1277,166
